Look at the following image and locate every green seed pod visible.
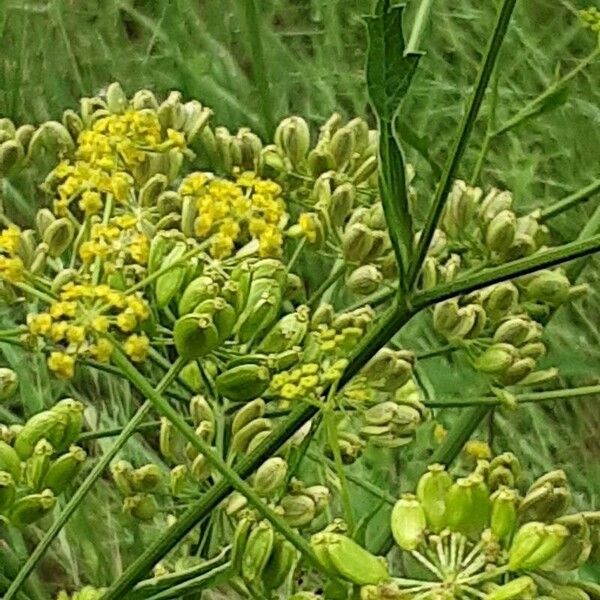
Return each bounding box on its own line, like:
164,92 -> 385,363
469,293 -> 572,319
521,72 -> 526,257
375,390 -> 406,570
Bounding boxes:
474,343 -> 517,374
281,493 -> 316,527
519,523 -> 569,569
190,453 -> 211,482
479,188 -> 513,223
546,513 -> 592,571
231,512 -> 254,573
242,519 -> 275,582
105,82 -> 127,113
486,576 -> 536,600
0,440 -> 21,480
311,532 -> 389,585
158,91 -> 185,131
526,270 -> 571,307
508,521 -> 546,570
490,487 -> 518,541
238,127 -> 263,170
433,299 -> 460,334
225,491 -> 249,516
391,494 -> 426,551
483,282 -> 519,320
446,475 -> 490,538
330,126 -> 355,169
193,297 -> 237,343
139,173 -> 168,207
0,367 -> 18,402
231,398 -> 266,436
155,243 -> 187,308
0,140 -> 24,176
28,120 -> 74,159
346,264 -> 383,295
236,284 -> 282,344
42,445 -> 86,494
489,467 -> 517,492
519,341 -> 546,360
131,464 -> 163,493
216,364 -> 270,402
328,182 -> 355,228
170,465 -> 189,496
52,398 -> 84,451
132,89 -> 158,110
519,481 -> 572,522
308,148 -> 336,177
25,438 -> 54,490
10,488 -> 56,527
421,256 -> 438,290
305,485 -> 330,514
185,421 -> 215,462
246,427 -> 274,453
230,418 -> 272,454
441,180 -> 481,237
258,306 -> 309,353
262,537 -> 299,591
43,218 -> 74,258
62,109 -> 84,139
352,155 -> 378,184
159,417 -> 184,464
253,457 -> 287,497
343,223 -> 375,263
190,395 -> 214,427
178,275 -> 220,316
0,470 -> 16,510
283,273 -> 306,303
362,348 -> 397,381
498,357 -> 536,386
111,460 -> 135,496
173,313 -> 219,360
543,584 -> 591,600
416,463 -> 452,533
486,209 -> 516,252
275,116 -> 310,166
123,493 -> 158,521
35,208 -> 56,237
183,100 -> 212,143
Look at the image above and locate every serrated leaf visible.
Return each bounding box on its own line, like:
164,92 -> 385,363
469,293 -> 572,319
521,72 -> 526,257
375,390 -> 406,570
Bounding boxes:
365,1 -> 422,122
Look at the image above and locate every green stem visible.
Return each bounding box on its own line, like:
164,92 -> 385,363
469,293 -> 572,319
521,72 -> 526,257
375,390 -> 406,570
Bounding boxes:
101,301 -> 413,598
539,179 -> 600,222
243,0 -> 274,137
411,234 -> 600,310
405,0 -> 433,54
2,357 -> 186,600
91,194 -> 113,286
307,262 -> 345,308
105,346 -> 325,596
407,0 -> 517,288
13,282 -> 56,304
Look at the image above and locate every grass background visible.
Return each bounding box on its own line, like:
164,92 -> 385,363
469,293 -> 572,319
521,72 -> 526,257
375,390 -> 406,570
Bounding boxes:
1,0 -> 599,592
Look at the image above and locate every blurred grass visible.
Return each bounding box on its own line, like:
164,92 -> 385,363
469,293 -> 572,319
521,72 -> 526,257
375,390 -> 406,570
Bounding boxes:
1,0 -> 599,591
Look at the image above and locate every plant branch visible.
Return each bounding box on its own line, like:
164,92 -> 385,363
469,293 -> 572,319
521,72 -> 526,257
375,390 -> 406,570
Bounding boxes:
407,0 -> 517,288
539,179 -> 600,222
406,0 -> 434,54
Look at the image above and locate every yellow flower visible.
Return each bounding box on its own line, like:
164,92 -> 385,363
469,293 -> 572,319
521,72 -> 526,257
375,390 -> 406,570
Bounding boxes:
298,212 -> 319,244
280,383 -> 299,400
91,315 -> 110,333
0,225 -> 21,254
258,225 -> 283,258
180,172 -> 208,195
111,172 -> 133,202
91,338 -> 114,363
210,233 -> 234,259
127,295 -> 150,320
0,256 -> 24,283
116,311 -> 137,332
129,233 -> 149,264
194,213 -> 214,237
464,440 -> 492,461
124,334 -> 150,362
167,129 -> 186,147
47,352 -> 75,379
27,313 -> 53,335
50,301 -> 77,319
50,321 -> 69,342
219,218 -> 241,240
66,325 -> 86,344
79,190 -> 103,215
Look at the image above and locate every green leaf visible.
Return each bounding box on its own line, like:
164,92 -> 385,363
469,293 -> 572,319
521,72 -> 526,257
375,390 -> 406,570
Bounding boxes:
365,1 -> 421,122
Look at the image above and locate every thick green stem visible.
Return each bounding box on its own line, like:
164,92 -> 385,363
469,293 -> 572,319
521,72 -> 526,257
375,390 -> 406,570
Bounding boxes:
406,0 -> 433,54
101,302 -> 413,598
540,179 -> 600,222
2,357 -> 186,600
411,234 -> 600,310
408,0 -> 517,288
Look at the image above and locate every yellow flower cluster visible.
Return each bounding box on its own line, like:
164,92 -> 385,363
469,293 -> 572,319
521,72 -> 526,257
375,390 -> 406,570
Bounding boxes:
270,359 -> 348,406
0,225 -> 24,283
179,170 -> 287,259
79,214 -> 149,267
27,281 -> 151,378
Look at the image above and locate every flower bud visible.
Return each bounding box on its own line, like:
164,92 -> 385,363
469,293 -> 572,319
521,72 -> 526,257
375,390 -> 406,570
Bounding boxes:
190,454 -> 211,482
330,126 -> 355,168
215,364 -> 270,402
421,257 -> 438,290
231,398 -> 266,436
0,140 -> 23,176
546,514 -> 592,571
173,313 -> 219,360
262,537 -> 299,591
183,101 -> 212,143
482,282 -> 519,320
25,438 -> 54,491
275,117 -> 310,166
346,264 -> 383,295
442,180 -> 481,237
123,493 -> 158,521
305,485 -> 330,514
490,487 -> 518,541
433,299 -> 460,334
281,493 -> 316,527
43,218 -> 74,258
132,89 -> 158,110
253,457 -> 288,496
53,398 -> 84,451
479,188 -> 513,223
520,523 -> 569,569
0,440 -> 20,481
242,520 -> 275,581
310,532 -> 389,585
0,367 -> 18,401
230,418 -> 272,455
416,463 -> 452,533
43,445 -> 86,494
106,82 -> 127,113
391,494 -> 426,551
526,270 -> 571,307
343,223 -> 375,263
486,210 -> 516,252
28,121 -> 74,159
486,576 -> 537,600
493,317 -> 532,346
520,473 -> 571,522
352,155 -> 378,184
